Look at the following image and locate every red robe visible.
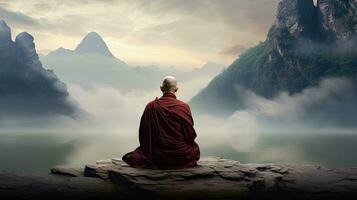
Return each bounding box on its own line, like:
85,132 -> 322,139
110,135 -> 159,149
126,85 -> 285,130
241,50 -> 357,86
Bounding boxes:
122,92 -> 200,169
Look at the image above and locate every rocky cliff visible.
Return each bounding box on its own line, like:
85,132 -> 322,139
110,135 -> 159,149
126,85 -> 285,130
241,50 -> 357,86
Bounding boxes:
190,0 -> 357,115
1,157 -> 357,199
0,20 -> 79,119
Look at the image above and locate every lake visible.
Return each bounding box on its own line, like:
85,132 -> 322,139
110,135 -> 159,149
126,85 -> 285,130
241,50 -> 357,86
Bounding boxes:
1,132 -> 357,174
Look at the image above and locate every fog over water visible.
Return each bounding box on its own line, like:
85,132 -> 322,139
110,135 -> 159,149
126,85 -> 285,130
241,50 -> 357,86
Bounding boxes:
1,77 -> 357,174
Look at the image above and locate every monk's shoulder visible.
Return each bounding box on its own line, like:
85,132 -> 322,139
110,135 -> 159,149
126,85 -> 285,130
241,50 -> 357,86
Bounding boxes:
144,100 -> 153,109
175,99 -> 191,110
145,98 -> 160,110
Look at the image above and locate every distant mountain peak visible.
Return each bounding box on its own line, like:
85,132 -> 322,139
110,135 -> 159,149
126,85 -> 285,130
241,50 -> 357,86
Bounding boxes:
74,32 -> 114,57
47,47 -> 73,57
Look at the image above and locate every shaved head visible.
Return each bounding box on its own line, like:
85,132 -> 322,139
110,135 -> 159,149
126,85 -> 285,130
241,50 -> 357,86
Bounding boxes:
161,76 -> 178,93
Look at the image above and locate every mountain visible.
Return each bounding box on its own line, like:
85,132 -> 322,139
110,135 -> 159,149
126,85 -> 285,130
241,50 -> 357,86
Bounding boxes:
0,20 -> 79,119
47,32 -> 124,60
42,32 -> 224,91
42,32 -> 131,89
47,47 -> 73,57
48,32 -> 118,58
190,0 -> 357,115
74,32 -> 114,57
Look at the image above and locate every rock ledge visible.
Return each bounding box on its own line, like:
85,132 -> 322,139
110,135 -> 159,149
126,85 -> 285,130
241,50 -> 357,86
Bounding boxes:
51,156 -> 357,199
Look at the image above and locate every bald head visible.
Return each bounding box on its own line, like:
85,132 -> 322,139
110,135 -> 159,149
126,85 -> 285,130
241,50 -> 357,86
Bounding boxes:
160,76 -> 178,93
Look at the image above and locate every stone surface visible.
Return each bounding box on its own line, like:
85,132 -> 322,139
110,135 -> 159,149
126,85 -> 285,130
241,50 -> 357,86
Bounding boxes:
1,157 -> 357,199
52,156 -> 357,199
51,166 -> 84,177
276,0 -> 318,37
0,172 -> 126,200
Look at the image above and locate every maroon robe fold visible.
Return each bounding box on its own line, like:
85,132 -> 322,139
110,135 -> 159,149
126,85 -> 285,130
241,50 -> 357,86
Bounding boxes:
122,92 -> 200,169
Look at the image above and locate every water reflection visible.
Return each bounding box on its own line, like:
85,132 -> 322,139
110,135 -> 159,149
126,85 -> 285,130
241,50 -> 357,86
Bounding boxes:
1,132 -> 357,174
0,133 -> 77,174
202,134 -> 357,167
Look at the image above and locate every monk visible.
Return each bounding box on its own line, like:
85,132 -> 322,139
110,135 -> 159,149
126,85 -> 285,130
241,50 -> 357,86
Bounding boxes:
122,76 -> 200,169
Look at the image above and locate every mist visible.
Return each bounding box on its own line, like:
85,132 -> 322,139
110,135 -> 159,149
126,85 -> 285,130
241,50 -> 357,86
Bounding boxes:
62,76 -> 357,133
194,78 -> 357,152
1,75 -> 357,172
49,78 -> 357,162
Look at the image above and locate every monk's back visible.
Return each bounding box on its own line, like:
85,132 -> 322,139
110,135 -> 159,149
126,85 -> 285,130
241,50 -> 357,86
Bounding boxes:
144,93 -> 200,168
147,95 -> 187,146
122,76 -> 200,169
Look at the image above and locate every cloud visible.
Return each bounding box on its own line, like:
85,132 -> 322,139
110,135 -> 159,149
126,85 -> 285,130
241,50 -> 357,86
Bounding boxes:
47,77 -> 357,149
132,0 -> 279,34
226,78 -> 357,131
0,0 -> 280,68
129,0 -> 279,48
0,6 -> 39,26
189,78 -> 357,156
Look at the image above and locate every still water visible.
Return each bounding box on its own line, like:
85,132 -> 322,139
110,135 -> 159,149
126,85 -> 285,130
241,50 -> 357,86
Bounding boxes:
1,132 -> 357,174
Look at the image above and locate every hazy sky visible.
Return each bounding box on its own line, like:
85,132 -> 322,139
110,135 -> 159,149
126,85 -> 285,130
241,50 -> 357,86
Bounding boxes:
0,0 -> 279,68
